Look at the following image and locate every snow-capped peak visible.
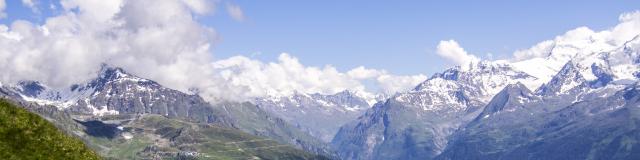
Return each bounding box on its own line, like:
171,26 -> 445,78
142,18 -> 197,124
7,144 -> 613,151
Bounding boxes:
94,65 -> 149,84
512,33 -> 640,90
476,82 -> 538,120
415,60 -> 537,99
258,89 -> 376,112
391,60 -> 540,113
535,61 -> 588,96
10,66 -> 159,115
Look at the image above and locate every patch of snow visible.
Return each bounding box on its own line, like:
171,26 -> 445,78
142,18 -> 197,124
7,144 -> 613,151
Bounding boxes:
85,99 -> 118,116
511,58 -> 557,89
135,85 -> 151,92
517,96 -> 529,104
345,105 -> 361,112
122,132 -> 133,140
560,77 -> 582,93
315,99 -> 334,106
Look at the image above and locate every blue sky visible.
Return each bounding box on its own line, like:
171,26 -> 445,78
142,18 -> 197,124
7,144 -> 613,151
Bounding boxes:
207,0 -> 640,76
2,0 -> 640,76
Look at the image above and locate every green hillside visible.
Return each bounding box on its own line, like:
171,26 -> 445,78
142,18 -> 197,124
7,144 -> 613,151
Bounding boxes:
0,99 -> 100,160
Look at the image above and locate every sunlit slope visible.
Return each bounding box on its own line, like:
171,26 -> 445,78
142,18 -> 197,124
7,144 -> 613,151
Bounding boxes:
0,99 -> 100,160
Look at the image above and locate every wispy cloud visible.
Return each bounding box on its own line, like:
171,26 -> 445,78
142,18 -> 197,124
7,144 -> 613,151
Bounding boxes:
0,0 -> 6,19
21,0 -> 39,13
226,2 -> 245,22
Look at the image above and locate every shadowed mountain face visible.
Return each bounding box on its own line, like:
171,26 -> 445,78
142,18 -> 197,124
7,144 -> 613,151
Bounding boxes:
331,35 -> 640,160
332,62 -> 535,160
75,120 -> 120,139
436,83 -> 640,160
214,101 -> 337,157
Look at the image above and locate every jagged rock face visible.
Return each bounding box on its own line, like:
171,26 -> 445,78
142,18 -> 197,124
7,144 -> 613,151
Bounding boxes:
536,61 -> 588,96
7,67 -> 232,126
590,63 -> 615,87
22,68 -> 228,125
472,82 -> 540,122
332,98 -> 483,160
437,83 -> 639,160
75,68 -> 228,124
255,90 -> 372,142
15,81 -> 46,97
433,37 -> 640,159
332,62 -> 537,160
333,35 -> 640,160
414,62 -> 538,103
0,85 -> 22,100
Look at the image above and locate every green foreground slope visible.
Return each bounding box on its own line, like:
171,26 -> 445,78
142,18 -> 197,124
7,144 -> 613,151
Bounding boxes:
0,99 -> 100,160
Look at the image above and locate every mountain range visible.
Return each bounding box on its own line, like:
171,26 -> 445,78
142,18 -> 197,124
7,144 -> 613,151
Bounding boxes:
331,33 -> 640,160
1,31 -> 640,160
0,66 -> 336,159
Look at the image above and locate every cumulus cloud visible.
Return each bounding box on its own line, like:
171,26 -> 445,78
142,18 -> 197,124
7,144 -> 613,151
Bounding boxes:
182,0 -> 214,15
226,3 -> 245,22
436,40 -> 479,68
513,40 -> 554,61
0,0 -> 6,19
611,10 -> 640,44
213,53 -> 363,98
512,10 -> 640,62
212,53 -> 426,99
0,0 -> 223,98
0,0 -> 425,102
347,66 -> 385,79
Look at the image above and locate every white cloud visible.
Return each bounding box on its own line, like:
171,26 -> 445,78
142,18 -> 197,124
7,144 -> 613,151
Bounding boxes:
375,74 -> 426,95
212,53 -> 426,100
0,0 -> 222,100
513,40 -> 554,61
60,0 -> 124,23
347,66 -> 385,79
436,40 -> 479,69
213,53 -> 363,98
226,3 -> 245,22
346,66 -> 426,94
512,11 -> 640,62
0,0 -> 425,102
182,0 -> 214,15
611,10 -> 640,44
0,0 -> 7,19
